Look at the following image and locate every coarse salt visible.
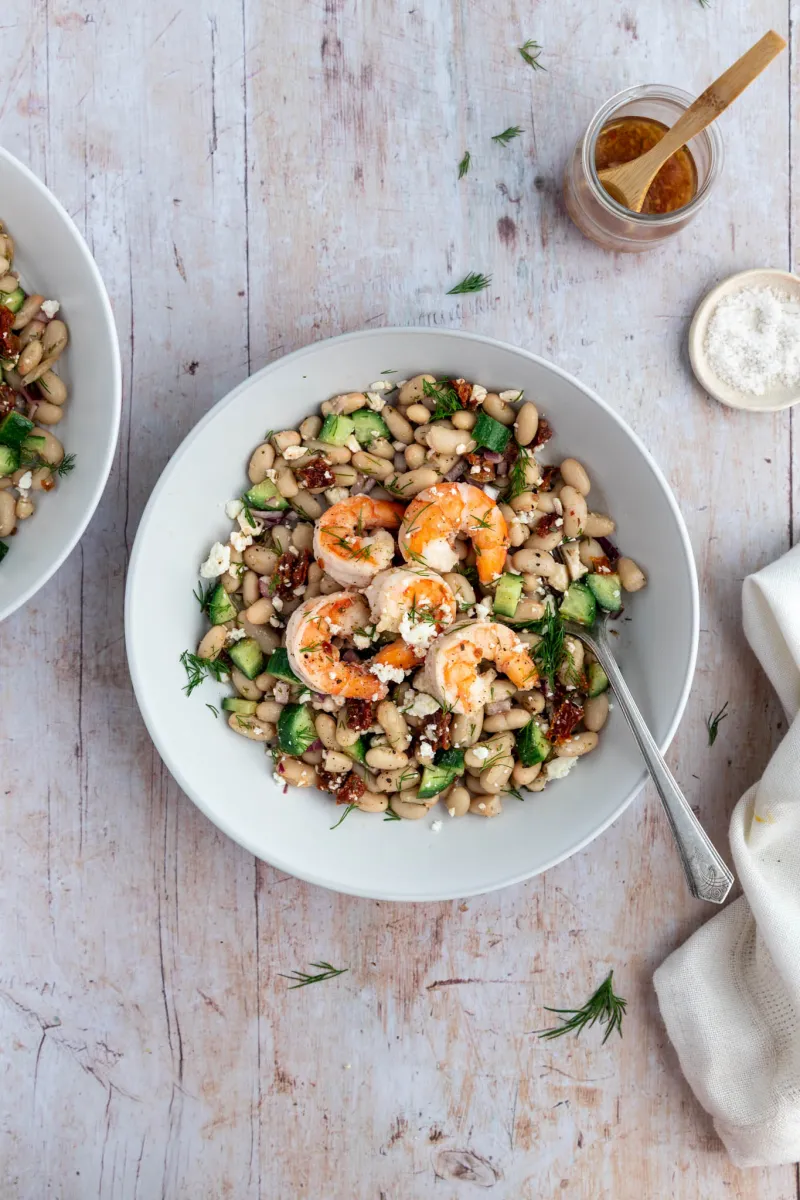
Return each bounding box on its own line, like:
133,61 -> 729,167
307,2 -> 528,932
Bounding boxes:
704,286 -> 800,396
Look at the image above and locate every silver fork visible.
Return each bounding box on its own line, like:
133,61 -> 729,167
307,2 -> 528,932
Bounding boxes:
561,614 -> 734,905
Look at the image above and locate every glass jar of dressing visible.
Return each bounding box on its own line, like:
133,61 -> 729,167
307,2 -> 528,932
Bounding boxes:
564,84 -> 724,252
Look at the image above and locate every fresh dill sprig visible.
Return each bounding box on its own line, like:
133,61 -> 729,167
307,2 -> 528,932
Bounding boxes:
330,803 -> 356,830
56,452 -> 77,477
506,444 -> 532,500
530,606 -> 566,691
519,40 -> 546,70
458,150 -> 471,179
697,0 -> 710,6
706,701 -> 729,746
240,494 -> 257,529
422,377 -> 461,420
447,272 -> 492,296
492,126 -> 523,146
383,808 -> 402,822
179,650 -> 228,696
279,961 -> 348,989
206,703 -> 219,718
264,429 -> 275,441
381,368 -> 397,374
537,970 -> 627,1044
504,782 -> 527,802
193,580 -> 213,614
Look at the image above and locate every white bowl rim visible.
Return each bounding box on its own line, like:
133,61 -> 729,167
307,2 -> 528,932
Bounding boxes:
125,327 -> 699,898
0,146 -> 123,623
688,267 -> 800,413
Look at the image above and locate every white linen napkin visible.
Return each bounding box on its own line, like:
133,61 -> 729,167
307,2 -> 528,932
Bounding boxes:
654,541 -> 800,1168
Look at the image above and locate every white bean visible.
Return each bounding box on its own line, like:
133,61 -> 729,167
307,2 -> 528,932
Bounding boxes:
278,758 -> 318,786
617,556 -> 647,592
583,694 -> 609,732
483,708 -> 532,733
377,700 -> 410,751
0,489 -> 16,536
389,796 -> 428,819
482,393 -> 515,425
229,714 -> 275,742
555,731 -> 599,757
248,443 -> 275,484
514,402 -> 539,446
397,374 -> 435,406
389,467 -> 439,497
197,625 -> 226,660
560,458 -> 591,495
469,793 -> 503,817
560,486 -> 588,539
445,786 -> 471,817
583,512 -> 616,537
365,746 -> 408,771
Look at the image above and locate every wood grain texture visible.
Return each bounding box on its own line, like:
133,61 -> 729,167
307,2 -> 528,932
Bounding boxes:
0,1 -> 798,1196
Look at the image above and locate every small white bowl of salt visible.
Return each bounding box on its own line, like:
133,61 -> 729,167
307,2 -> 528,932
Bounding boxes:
689,268 -> 800,411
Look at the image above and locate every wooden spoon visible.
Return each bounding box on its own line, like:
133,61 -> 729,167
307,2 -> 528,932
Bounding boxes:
597,30 -> 786,213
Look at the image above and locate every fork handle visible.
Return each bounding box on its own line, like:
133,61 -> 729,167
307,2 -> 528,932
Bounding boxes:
588,630 -> 734,905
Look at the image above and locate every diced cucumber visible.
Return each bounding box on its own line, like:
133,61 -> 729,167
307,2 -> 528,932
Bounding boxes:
516,721 -> 551,766
0,540 -> 8,564
207,583 -> 238,625
243,478 -> 287,511
586,572 -> 622,613
472,410 -> 511,454
319,413 -> 355,446
0,411 -> 34,449
0,286 -> 25,313
21,434 -> 46,455
0,445 -> 19,477
266,647 -> 301,683
222,697 -> 258,715
344,736 -> 367,765
587,661 -> 609,698
228,637 -> 265,680
417,747 -> 465,799
493,573 -> 523,618
277,703 -> 318,755
559,583 -> 596,627
351,409 -> 390,445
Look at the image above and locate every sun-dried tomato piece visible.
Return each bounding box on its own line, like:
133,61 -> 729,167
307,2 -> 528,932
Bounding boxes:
449,377 -> 474,408
535,511 -> 559,537
416,708 -> 451,755
0,306 -> 19,359
317,767 -> 345,795
345,698 -> 375,732
274,548 -> 311,598
548,698 -> 584,744
538,466 -> 556,493
336,773 -> 366,806
465,453 -> 496,483
296,456 -> 335,492
533,416 -> 553,448
590,555 -> 613,575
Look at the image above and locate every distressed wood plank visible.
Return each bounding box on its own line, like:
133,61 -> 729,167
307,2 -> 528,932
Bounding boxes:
0,0 -> 797,1196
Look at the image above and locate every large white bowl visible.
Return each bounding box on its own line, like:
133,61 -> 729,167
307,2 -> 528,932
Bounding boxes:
126,329 -> 698,900
0,148 -> 121,623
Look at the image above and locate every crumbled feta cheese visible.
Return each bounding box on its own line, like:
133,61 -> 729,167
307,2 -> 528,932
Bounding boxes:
40,300 -> 60,320
418,741 -> 434,759
353,633 -> 373,650
346,435 -> 361,453
447,807 -> 456,817
370,662 -> 406,685
394,379 -> 407,388
272,596 -> 284,611
237,510 -> 263,537
554,518 -> 564,527
456,444 -> 467,455
431,820 -> 443,833
483,485 -> 499,500
264,468 -> 277,482
478,802 -> 486,811
17,471 -> 33,491
366,391 -> 386,411
283,445 -> 306,461
369,380 -> 393,394
392,440 -> 405,451
399,612 -> 439,651
499,389 -> 523,403
200,542 -> 231,578
471,384 -> 488,404
298,690 -> 312,702
269,616 -> 283,628
225,499 -> 244,520
288,545 -> 298,556
545,756 -> 578,781
472,745 -> 490,761
274,682 -> 291,704
231,530 -> 252,553
328,623 -> 342,635
470,465 -> 481,475
325,486 -> 349,505
474,597 -> 493,621
226,628 -> 247,644
293,585 -> 305,596
403,691 -> 441,718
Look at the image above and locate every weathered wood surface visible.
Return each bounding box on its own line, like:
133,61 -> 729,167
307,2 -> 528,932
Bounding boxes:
1,1 -> 798,1196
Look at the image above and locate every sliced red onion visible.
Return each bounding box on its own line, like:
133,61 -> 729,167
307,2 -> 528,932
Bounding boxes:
353,476 -> 375,494
497,460 -> 508,476
307,738 -> 324,752
483,450 -> 504,464
258,577 -> 273,598
597,536 -> 620,564
341,649 -> 360,663
444,460 -> 466,482
25,398 -> 38,420
250,508 -> 288,524
485,699 -> 512,716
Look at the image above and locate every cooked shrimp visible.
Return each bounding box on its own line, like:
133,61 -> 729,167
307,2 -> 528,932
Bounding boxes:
313,495 -> 407,588
422,619 -> 538,713
398,482 -> 509,585
285,592 -> 387,700
365,567 -> 456,651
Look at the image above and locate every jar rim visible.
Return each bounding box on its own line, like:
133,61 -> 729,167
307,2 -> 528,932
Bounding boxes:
581,84 -> 724,226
